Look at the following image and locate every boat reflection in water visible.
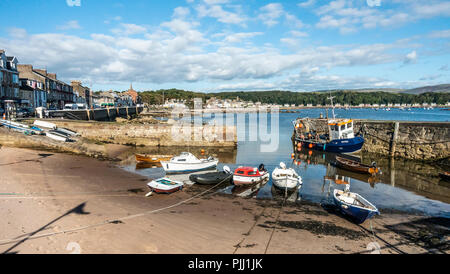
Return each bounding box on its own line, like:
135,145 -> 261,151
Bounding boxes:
135,162 -> 162,170
270,184 -> 302,203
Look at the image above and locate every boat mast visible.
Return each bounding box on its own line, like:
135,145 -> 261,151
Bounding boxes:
327,92 -> 336,120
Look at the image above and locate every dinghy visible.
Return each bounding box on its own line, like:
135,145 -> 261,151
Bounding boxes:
272,162 -> 303,190
333,189 -> 379,224
56,127 -> 79,136
135,154 -> 173,164
189,166 -> 233,185
233,164 -> 269,186
146,178 -> 184,196
46,131 -> 70,142
161,152 -> 218,173
33,120 -> 56,129
334,156 -> 380,175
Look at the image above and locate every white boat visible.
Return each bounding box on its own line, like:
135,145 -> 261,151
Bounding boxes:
271,162 -> 302,190
161,152 -> 219,173
146,178 -> 184,196
33,120 -> 57,129
46,131 -> 69,142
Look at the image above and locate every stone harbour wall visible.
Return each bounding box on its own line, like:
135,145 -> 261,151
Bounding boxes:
50,120 -> 237,147
294,118 -> 450,162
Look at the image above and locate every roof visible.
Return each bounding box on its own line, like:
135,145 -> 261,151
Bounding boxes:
328,119 -> 352,126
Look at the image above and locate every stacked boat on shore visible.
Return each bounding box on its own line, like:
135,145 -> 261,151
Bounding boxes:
0,119 -> 78,142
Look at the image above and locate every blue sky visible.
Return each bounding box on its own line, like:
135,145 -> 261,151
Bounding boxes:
0,0 -> 449,92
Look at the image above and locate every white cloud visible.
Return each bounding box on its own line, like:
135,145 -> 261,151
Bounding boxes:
111,23 -> 147,36
404,50 -> 417,64
57,20 -> 81,30
196,4 -> 246,25
298,0 -> 316,8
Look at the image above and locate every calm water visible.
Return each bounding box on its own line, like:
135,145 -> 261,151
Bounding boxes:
121,108 -> 450,218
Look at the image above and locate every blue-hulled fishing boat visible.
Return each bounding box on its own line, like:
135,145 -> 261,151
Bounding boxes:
333,189 -> 379,224
293,95 -> 364,154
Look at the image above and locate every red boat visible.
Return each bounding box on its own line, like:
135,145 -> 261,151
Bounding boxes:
233,164 -> 269,186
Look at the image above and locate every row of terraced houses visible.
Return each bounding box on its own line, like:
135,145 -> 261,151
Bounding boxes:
0,49 -> 95,110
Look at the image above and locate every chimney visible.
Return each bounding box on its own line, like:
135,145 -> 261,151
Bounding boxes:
47,73 -> 57,80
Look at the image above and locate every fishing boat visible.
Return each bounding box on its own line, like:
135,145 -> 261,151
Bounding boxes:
293,95 -> 364,154
135,153 -> 173,164
233,164 -> 269,186
146,178 -> 184,196
334,156 -> 380,175
333,189 -> 379,224
161,152 -> 219,173
189,166 -> 233,185
272,162 -> 303,190
439,172 -> 450,181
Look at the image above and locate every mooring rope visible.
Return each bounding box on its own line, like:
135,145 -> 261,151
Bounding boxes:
0,175 -> 231,247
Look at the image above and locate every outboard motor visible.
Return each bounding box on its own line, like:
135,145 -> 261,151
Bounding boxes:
258,164 -> 266,171
223,166 -> 231,174
371,161 -> 377,167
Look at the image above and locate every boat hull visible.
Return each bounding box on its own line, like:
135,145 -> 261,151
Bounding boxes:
296,136 -> 364,154
147,178 -> 183,194
333,190 -> 379,224
233,172 -> 269,186
135,154 -> 172,164
272,177 -> 301,190
334,156 -> 380,175
189,172 -> 232,185
161,159 -> 219,173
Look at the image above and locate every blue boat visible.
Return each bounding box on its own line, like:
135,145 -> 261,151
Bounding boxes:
333,189 -> 379,224
293,95 -> 364,154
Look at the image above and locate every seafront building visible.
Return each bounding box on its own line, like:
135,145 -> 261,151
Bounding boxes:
0,50 -> 20,109
18,64 -> 74,109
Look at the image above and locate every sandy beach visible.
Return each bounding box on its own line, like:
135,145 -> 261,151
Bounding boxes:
0,146 -> 447,254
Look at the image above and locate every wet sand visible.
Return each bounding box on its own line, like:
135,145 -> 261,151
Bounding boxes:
0,147 -> 448,254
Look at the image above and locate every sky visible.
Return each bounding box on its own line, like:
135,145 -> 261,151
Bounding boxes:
0,0 -> 449,92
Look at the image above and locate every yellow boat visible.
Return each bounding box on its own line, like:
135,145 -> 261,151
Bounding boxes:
135,154 -> 173,164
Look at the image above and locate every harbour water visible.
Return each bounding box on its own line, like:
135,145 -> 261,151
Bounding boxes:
120,108 -> 450,218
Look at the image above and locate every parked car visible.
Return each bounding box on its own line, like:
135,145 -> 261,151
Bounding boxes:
64,104 -> 78,110
16,108 -> 33,118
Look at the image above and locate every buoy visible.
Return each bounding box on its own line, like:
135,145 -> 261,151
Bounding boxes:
308,150 -> 313,156
308,144 -> 313,149
291,153 -> 295,158
2,113 -> 5,120
293,160 -> 297,165
201,149 -> 205,155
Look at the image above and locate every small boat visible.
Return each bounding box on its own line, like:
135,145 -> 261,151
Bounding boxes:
189,166 -> 233,185
233,164 -> 269,186
146,177 -> 184,196
33,120 -> 57,129
135,153 -> 173,164
439,172 -> 450,181
272,162 -> 302,190
161,152 -> 218,173
56,127 -> 79,136
334,156 -> 380,175
333,189 -> 379,224
0,120 -> 29,131
46,131 -> 70,142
